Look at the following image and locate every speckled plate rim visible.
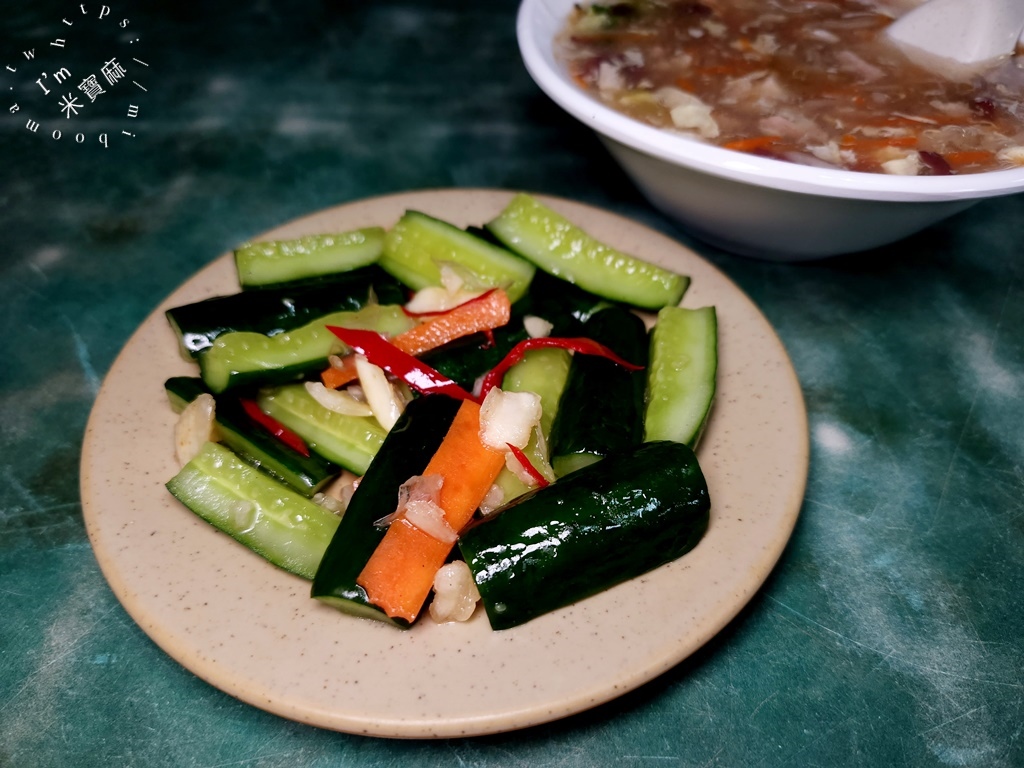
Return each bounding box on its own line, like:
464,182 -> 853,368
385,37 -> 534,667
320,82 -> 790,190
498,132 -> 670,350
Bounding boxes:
80,189 -> 809,739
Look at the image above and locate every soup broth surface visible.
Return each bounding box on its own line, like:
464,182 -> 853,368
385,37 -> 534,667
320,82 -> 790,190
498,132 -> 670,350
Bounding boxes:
557,0 -> 1024,175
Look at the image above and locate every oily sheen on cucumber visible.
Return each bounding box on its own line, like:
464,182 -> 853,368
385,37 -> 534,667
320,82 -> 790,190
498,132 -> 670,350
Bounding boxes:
311,395 -> 462,626
165,266 -> 405,358
198,303 -> 414,393
459,440 -> 710,630
486,193 -> 688,310
166,441 -> 341,580
548,305 -> 649,477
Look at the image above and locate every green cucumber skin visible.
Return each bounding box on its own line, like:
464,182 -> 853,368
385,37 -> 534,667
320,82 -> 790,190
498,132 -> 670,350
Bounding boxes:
311,395 -> 462,626
459,440 -> 710,630
165,267 -> 406,359
234,228 -> 385,289
165,377 -> 338,497
486,193 -> 689,310
493,346 -> 572,500
257,384 -> 386,476
166,442 -> 341,580
421,272 -> 606,390
197,303 -> 415,394
421,321 -> 528,390
644,306 -> 718,448
549,306 -> 649,475
380,210 -> 536,304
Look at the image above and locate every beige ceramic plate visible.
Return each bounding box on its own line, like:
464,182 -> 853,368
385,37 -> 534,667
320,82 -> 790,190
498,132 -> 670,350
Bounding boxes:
81,189 -> 808,738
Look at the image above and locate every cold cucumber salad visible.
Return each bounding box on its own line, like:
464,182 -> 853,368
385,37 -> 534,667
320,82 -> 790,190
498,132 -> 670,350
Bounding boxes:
165,193 -> 717,631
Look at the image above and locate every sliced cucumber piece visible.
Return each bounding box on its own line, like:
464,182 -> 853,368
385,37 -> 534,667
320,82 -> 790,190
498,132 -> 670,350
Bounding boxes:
234,228 -> 385,289
459,440 -> 710,630
549,306 -> 648,477
644,305 -> 717,448
165,267 -> 406,359
493,346 -> 572,501
380,210 -> 535,303
486,193 -> 689,310
165,377 -> 339,497
311,395 -> 462,626
198,303 -> 415,393
166,441 -> 341,580
257,383 -> 386,475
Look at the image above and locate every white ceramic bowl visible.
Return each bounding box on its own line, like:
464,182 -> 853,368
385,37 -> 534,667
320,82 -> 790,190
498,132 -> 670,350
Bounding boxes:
516,0 -> 1024,260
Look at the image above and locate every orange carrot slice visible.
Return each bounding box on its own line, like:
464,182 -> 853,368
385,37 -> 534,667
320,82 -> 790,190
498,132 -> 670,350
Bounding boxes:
321,355 -> 358,390
321,289 -> 511,390
723,135 -> 782,153
839,134 -> 918,150
357,399 -> 505,623
944,150 -> 995,170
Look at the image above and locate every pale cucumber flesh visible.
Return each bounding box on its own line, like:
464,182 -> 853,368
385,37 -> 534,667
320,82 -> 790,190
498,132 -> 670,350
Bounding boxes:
234,228 -> 385,288
486,193 -> 689,310
643,305 -> 717,448
380,210 -> 535,303
166,441 -> 340,580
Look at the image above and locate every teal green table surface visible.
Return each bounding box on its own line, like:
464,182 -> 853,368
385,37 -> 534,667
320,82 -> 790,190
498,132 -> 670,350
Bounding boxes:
2,2 -> 1022,766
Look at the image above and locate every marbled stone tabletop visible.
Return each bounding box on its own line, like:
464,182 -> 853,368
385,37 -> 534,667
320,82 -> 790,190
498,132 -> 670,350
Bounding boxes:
2,1 -> 1022,766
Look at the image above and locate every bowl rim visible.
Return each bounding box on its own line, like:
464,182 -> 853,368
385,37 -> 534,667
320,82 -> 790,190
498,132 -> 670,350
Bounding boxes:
516,0 -> 1024,203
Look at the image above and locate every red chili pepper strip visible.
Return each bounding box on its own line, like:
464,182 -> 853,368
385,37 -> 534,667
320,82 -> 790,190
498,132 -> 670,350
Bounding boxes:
326,326 -> 475,401
402,288 -> 497,318
480,337 -> 645,399
240,398 -> 311,457
506,443 -> 550,489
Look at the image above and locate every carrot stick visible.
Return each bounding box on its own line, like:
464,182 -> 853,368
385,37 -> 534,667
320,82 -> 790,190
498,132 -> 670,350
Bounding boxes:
321,289 -> 511,390
398,289 -> 510,356
840,134 -> 918,150
944,150 -> 994,169
723,135 -> 781,153
357,399 -> 505,622
321,355 -> 358,389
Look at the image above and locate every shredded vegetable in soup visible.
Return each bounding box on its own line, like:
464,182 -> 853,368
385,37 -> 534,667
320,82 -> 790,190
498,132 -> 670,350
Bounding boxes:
557,0 -> 1024,175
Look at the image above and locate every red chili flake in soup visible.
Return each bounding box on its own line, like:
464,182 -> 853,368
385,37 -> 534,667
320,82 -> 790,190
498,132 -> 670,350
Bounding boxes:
557,0 -> 1024,175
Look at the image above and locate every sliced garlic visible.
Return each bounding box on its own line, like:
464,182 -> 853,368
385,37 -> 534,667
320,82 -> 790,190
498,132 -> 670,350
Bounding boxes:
523,315 -> 553,339
429,561 -> 481,623
354,355 -> 405,431
304,380 -> 373,416
479,387 -> 542,451
174,393 -> 219,465
404,499 -> 458,544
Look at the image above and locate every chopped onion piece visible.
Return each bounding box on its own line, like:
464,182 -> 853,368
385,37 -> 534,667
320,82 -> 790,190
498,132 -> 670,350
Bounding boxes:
304,381 -> 373,416
429,561 -> 480,623
523,315 -> 553,339
354,354 -> 405,431
174,393 -> 220,465
479,387 -> 542,451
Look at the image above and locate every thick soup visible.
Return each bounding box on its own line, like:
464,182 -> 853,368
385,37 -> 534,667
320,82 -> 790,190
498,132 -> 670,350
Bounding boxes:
557,0 -> 1024,175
